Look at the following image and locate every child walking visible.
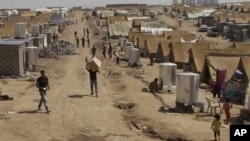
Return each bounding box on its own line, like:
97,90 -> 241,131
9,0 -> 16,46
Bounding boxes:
210,113 -> 222,141
221,97 -> 233,124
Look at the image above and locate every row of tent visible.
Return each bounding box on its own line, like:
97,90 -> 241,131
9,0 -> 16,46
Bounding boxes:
127,30 -> 250,83
97,14 -> 172,36
0,10 -> 19,17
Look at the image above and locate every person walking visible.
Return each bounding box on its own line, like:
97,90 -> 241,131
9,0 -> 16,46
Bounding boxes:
86,64 -> 99,97
83,27 -> 85,36
87,37 -> 90,47
74,31 -> 77,38
75,36 -> 79,48
221,98 -> 233,124
86,28 -> 89,36
108,42 -> 113,58
114,51 -> 120,65
213,83 -> 221,98
36,70 -> 50,114
102,43 -> 106,58
210,113 -> 222,141
52,33 -> 56,42
91,45 -> 96,58
81,36 -> 85,48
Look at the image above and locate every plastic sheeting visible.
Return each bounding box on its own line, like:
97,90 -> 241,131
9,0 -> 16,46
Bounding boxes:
108,23 -> 130,37
141,27 -> 173,35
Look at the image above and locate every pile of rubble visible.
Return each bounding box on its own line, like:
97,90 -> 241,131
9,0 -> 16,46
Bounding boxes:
40,40 -> 77,58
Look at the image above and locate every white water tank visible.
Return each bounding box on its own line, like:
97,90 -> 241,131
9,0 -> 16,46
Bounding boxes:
15,23 -> 27,39
119,37 -> 127,48
25,46 -> 39,70
177,72 -> 200,104
128,48 -> 140,65
32,25 -> 40,37
159,62 -> 177,86
125,46 -> 134,60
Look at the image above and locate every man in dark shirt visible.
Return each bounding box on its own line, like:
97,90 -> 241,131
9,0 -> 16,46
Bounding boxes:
81,36 -> 85,48
91,45 -> 96,58
75,36 -> 79,48
36,70 -> 50,113
86,64 -> 99,97
102,43 -> 106,58
108,42 -> 113,58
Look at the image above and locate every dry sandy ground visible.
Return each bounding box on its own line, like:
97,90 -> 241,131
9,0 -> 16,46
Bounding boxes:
0,9 -> 245,141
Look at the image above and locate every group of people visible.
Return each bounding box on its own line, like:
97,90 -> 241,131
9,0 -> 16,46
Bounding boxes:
101,42 -> 113,58
74,27 -> 90,48
36,63 -> 100,113
146,77 -> 233,141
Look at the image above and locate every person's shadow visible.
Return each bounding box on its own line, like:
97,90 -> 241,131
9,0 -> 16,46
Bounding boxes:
68,94 -> 91,98
18,109 -> 44,114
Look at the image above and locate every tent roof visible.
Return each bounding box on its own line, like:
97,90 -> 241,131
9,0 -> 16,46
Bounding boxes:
159,40 -> 171,56
215,41 -> 235,49
106,16 -> 126,24
163,30 -> 190,38
235,42 -> 250,53
206,48 -> 244,55
133,18 -> 152,26
137,34 -> 157,48
129,32 -> 152,43
168,34 -> 196,42
190,44 -> 209,72
197,40 -> 217,49
145,37 -> 165,53
172,42 -> 192,62
206,56 -> 240,80
241,56 -> 250,81
228,17 -> 249,23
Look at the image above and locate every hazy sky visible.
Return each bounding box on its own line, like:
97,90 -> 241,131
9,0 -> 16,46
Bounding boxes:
0,0 -> 172,10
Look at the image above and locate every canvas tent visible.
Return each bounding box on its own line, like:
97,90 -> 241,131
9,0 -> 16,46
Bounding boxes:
170,42 -> 193,68
202,56 -> 241,83
240,57 -> 250,82
189,44 -> 209,73
235,43 -> 250,53
186,11 -> 204,19
143,37 -> 165,58
156,40 -> 171,62
101,11 -> 114,19
140,20 -> 171,35
137,34 -> 157,49
206,48 -> 244,56
168,34 -> 197,42
106,16 -> 126,25
163,30 -> 191,38
197,40 -> 217,49
108,23 -> 130,37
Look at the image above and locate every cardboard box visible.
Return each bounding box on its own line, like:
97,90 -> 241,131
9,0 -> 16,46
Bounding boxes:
87,57 -> 102,71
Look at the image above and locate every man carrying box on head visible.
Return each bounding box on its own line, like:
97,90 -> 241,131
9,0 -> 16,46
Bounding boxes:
86,63 -> 100,97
